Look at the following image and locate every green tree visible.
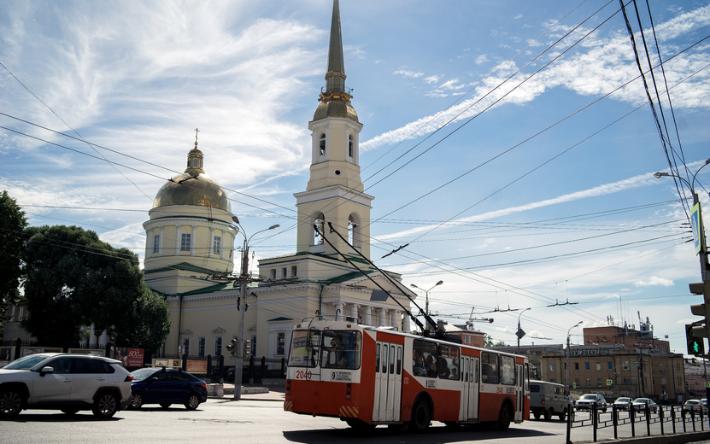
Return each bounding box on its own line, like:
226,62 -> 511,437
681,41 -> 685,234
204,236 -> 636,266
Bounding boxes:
0,191 -> 27,331
22,225 -> 168,351
113,284 -> 169,353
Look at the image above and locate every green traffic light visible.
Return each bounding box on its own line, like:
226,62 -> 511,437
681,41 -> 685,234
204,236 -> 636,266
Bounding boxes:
693,341 -> 700,353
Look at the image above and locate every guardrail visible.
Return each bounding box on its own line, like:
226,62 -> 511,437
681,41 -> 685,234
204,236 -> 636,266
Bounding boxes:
566,403 -> 708,443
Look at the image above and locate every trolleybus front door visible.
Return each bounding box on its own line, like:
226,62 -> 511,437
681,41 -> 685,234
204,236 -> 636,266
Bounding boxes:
515,364 -> 524,422
460,356 -> 479,422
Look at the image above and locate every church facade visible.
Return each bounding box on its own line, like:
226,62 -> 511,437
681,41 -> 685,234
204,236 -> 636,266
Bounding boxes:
145,0 -> 414,366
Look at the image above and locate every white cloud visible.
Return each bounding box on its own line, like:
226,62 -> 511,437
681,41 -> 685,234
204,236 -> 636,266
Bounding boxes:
361,4 -> 710,151
513,14 -> 524,20
527,38 -> 542,47
475,54 -> 489,65
424,75 -> 441,85
393,69 -> 424,79
634,276 -> 674,287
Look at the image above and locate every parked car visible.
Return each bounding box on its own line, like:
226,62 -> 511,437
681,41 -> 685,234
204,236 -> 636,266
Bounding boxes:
575,393 -> 608,412
632,398 -> 658,414
128,367 -> 207,410
684,399 -> 707,413
613,397 -> 633,410
0,353 -> 132,419
529,380 -> 569,421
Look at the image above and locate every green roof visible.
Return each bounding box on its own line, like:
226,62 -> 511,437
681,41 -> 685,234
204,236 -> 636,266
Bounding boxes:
144,262 -> 217,275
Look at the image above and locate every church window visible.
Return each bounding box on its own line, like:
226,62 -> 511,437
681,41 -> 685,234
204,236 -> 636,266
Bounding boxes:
282,268 -> 287,279
313,213 -> 325,245
319,133 -> 326,156
198,337 -> 206,358
348,134 -> 353,158
291,265 -> 297,277
215,337 -> 222,356
270,269 -> 276,280
277,332 -> 286,356
348,214 -> 360,248
152,234 -> 160,254
180,233 -> 192,252
213,235 -> 222,255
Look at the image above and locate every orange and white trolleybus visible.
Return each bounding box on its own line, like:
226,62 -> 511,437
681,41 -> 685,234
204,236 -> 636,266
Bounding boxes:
284,318 -> 530,431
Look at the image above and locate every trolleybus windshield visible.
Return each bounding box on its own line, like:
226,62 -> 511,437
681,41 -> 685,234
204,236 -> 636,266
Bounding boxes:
288,329 -> 321,368
321,330 -> 361,370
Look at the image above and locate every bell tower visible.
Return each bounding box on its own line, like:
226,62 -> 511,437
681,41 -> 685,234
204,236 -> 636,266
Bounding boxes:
295,0 -> 373,259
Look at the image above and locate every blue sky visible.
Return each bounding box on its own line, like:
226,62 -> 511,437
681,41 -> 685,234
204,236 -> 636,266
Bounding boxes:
1,0 -> 709,353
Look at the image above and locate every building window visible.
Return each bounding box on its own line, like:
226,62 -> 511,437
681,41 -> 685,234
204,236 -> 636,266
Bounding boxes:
623,361 -> 629,371
270,269 -> 276,280
213,235 -> 222,255
182,338 -> 190,357
574,362 -> 579,370
198,337 -> 206,358
215,337 -> 222,356
348,134 -> 353,158
277,332 -> 286,356
180,233 -> 192,252
596,363 -> 601,371
152,234 -> 160,254
584,361 -> 590,370
608,361 -> 613,370
585,377 -> 590,386
282,268 -> 287,279
313,213 -> 325,245
291,266 -> 297,277
319,133 -> 326,156
596,378 -> 602,387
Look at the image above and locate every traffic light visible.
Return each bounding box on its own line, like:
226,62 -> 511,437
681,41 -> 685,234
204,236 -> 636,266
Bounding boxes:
686,324 -> 705,356
226,337 -> 238,356
689,282 -> 710,337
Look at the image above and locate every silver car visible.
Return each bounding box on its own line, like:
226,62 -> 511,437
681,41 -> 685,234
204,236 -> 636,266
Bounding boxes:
576,393 -> 608,412
632,398 -> 658,414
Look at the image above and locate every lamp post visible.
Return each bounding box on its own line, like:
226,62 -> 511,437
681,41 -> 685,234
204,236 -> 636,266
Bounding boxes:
231,216 -> 280,400
566,320 -> 584,393
516,307 -> 531,351
654,158 -> 710,279
410,280 -> 443,319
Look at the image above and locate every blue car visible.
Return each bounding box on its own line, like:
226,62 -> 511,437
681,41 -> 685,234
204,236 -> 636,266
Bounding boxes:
128,367 -> 207,410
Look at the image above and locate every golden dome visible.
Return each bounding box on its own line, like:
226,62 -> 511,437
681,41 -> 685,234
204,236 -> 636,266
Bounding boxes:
153,172 -> 230,212
313,98 -> 359,122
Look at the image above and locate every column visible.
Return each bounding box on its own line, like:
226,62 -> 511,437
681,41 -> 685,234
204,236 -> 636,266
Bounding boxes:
388,309 -> 396,328
348,303 -> 357,320
403,313 -> 411,333
378,307 -> 386,326
335,302 -> 344,320
364,306 -> 372,325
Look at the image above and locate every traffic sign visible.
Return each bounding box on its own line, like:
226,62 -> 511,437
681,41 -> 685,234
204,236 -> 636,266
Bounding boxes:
690,202 -> 703,254
606,379 -> 613,386
516,328 -> 526,340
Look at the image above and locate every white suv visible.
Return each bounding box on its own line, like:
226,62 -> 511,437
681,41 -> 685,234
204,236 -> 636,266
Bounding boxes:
0,353 -> 132,419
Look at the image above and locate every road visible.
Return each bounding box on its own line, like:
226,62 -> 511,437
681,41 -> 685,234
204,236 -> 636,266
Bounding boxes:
3,398 -> 710,444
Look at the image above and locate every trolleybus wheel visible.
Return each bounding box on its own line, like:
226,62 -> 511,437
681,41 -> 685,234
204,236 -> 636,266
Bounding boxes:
409,399 -> 432,433
345,418 -> 375,432
495,403 -> 512,431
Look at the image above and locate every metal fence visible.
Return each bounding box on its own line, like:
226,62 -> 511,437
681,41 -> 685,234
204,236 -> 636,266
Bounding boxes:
566,403 -> 708,443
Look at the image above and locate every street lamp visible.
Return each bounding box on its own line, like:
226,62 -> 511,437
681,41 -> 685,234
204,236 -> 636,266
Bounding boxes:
566,320 -> 584,393
516,307 -> 531,351
654,159 -> 710,279
231,216 -> 280,400
410,280 -> 443,319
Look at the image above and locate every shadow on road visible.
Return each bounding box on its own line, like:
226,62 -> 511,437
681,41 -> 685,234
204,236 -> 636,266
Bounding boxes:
6,413 -> 123,423
283,424 -> 554,443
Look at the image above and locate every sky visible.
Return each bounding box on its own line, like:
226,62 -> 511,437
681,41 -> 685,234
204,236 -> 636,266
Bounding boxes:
1,0 -> 710,354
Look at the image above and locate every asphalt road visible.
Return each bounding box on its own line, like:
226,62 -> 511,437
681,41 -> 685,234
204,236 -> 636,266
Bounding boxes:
3,399 -> 710,444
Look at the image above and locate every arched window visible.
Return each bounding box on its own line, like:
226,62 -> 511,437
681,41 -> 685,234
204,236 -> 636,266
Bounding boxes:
348,134 -> 353,158
348,214 -> 360,249
313,213 -> 325,245
319,133 -> 326,156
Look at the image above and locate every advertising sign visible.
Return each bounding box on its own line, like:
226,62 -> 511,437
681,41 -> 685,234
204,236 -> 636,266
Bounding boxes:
126,348 -> 145,368
186,359 -> 208,374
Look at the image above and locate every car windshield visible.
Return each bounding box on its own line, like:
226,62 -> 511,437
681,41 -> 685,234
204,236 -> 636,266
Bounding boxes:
130,368 -> 159,381
616,398 -> 631,402
633,398 -> 648,403
582,395 -> 597,400
3,354 -> 51,370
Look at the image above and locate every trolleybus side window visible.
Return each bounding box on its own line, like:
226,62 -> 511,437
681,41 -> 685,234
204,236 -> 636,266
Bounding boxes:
436,344 -> 460,380
376,343 -> 380,373
396,347 -> 402,375
481,351 -> 499,384
500,355 -> 516,385
288,329 -> 321,368
321,330 -> 362,370
382,345 -> 388,373
389,345 -> 395,373
412,339 -> 437,377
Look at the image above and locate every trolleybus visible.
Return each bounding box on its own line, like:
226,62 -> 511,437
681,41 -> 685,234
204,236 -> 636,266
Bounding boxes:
284,318 -> 530,431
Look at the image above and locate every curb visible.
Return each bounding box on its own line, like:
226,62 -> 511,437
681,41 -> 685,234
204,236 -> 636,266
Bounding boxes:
594,430 -> 710,443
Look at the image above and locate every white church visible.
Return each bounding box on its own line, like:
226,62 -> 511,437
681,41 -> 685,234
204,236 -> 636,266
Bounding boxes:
144,0 -> 415,366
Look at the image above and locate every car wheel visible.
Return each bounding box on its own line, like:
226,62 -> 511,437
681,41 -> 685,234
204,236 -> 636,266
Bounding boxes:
129,394 -> 143,410
184,394 -> 200,410
543,409 -> 552,421
0,389 -> 23,418
533,411 -> 541,420
160,403 -> 171,409
61,408 -> 80,415
496,403 -> 513,431
558,409 -> 566,421
409,399 -> 432,432
92,392 -> 119,419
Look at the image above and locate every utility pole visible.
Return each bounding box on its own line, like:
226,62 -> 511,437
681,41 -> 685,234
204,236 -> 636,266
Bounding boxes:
233,238 -> 249,400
